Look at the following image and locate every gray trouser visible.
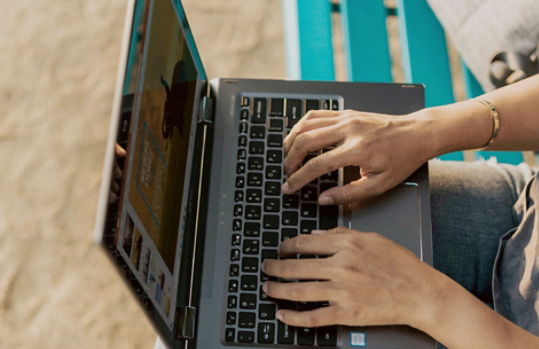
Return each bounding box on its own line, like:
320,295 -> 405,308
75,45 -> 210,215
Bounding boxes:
429,160 -> 532,349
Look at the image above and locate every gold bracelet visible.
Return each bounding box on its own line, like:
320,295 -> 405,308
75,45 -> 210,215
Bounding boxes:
474,98 -> 500,150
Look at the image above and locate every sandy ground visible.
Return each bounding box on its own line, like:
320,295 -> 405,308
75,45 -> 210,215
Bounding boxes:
0,1 -> 284,348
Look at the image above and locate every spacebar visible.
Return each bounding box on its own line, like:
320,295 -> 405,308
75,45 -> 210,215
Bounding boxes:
319,205 -> 338,230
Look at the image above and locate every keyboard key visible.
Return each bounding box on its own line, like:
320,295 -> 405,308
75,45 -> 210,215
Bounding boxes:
278,322 -> 295,344
238,330 -> 255,343
282,211 -> 298,226
249,141 -> 265,155
238,135 -> 247,147
240,293 -> 257,309
246,189 -> 262,203
239,312 -> 256,328
259,303 -> 276,320
269,98 -> 284,116
242,257 -> 259,273
262,232 -> 279,247
250,125 -> 265,139
248,157 -> 264,171
225,328 -> 235,342
236,176 -> 245,188
241,96 -> 250,107
260,270 -> 275,282
240,109 -> 249,120
305,99 -> 319,113
247,173 -> 263,187
282,228 -> 298,241
243,239 -> 260,254
227,311 -> 237,325
297,327 -> 315,345
229,280 -> 238,293
233,219 -> 242,231
228,295 -> 237,309
232,234 -> 241,246
267,150 -> 283,164
268,118 -> 284,132
283,195 -> 299,209
300,220 -> 316,234
231,249 -> 240,261
301,203 -> 317,218
264,198 -> 280,213
320,182 -> 338,194
263,215 -> 279,229
320,205 -> 339,230
236,163 -> 245,174
297,301 -> 318,311
252,98 -> 267,124
235,190 -> 244,202
322,100 -> 331,110
266,165 -> 282,180
331,100 -> 339,110
245,205 -> 261,220
258,322 -> 276,344
260,285 -> 269,301
301,186 -> 318,201
234,205 -> 243,217
286,99 -> 302,128
265,181 -> 281,196
317,326 -> 338,346
267,134 -> 283,148
240,122 -> 248,134
321,170 -> 338,181
237,149 -> 246,160
244,222 -> 261,237
262,249 -> 278,262
299,254 -> 316,260
241,275 -> 258,291
230,264 -> 240,277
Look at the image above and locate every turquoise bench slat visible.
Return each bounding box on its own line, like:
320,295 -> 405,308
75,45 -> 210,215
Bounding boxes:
474,151 -> 524,165
282,0 -> 335,81
396,0 -> 454,108
340,0 -> 392,82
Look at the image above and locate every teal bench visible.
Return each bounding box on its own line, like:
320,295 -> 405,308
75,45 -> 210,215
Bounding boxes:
281,0 -> 525,165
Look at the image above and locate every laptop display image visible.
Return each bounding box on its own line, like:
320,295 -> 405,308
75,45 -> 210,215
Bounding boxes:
94,0 -> 435,348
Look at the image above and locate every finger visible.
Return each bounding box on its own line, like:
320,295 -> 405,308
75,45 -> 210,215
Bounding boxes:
283,125 -> 344,178
284,117 -> 341,155
318,173 -> 391,205
277,305 -> 343,328
278,233 -> 343,257
113,161 -> 123,180
262,258 -> 330,280
283,147 -> 349,194
284,109 -> 341,143
264,281 -> 335,302
108,191 -> 118,204
115,143 -> 126,157
111,181 -> 120,194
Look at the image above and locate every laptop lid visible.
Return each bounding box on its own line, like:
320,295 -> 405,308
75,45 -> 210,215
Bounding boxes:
94,0 -> 207,345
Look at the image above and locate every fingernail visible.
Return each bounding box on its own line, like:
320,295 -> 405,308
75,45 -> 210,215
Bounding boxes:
261,260 -> 266,272
276,311 -> 283,321
281,182 -> 290,193
311,229 -> 327,235
319,196 -> 334,205
263,282 -> 268,293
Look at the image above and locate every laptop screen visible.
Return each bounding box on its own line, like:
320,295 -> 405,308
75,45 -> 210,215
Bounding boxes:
103,0 -> 205,329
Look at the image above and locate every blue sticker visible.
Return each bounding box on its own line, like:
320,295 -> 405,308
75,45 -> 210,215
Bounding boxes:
350,332 -> 367,347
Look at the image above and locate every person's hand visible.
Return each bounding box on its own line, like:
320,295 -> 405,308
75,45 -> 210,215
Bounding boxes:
261,227 -> 442,330
281,110 -> 436,205
109,143 -> 126,204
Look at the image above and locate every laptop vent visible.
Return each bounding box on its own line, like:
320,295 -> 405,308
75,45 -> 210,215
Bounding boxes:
200,130 -> 223,298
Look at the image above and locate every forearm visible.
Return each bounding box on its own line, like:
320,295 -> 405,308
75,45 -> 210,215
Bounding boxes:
421,74 -> 539,156
415,271 -> 539,349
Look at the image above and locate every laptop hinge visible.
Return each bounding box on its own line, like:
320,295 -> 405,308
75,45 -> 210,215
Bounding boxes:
198,96 -> 214,124
174,306 -> 197,339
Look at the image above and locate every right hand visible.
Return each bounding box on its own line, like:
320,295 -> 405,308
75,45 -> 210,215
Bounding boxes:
281,109 -> 436,205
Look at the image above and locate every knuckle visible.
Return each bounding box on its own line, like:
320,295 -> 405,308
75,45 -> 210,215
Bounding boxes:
282,261 -> 298,278
307,157 -> 322,173
339,186 -> 358,204
294,234 -> 309,248
294,133 -> 310,151
290,283 -> 306,300
304,314 -> 321,328
304,110 -> 317,120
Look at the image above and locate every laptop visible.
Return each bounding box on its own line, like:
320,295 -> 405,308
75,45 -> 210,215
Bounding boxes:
94,0 -> 435,348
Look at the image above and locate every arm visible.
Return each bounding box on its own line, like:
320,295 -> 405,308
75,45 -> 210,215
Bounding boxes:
262,229 -> 539,349
281,75 -> 539,205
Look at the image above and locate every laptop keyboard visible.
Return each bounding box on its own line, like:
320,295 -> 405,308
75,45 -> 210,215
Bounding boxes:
225,95 -> 341,346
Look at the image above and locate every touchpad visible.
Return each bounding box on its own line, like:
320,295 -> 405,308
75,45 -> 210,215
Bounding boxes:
350,183 -> 422,259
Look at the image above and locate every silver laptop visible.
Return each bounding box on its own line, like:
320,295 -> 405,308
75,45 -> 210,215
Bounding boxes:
94,0 -> 435,348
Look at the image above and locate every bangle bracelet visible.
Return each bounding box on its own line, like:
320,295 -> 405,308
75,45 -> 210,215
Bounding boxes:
474,98 -> 500,150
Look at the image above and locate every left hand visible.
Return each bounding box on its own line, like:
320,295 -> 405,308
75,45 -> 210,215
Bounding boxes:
261,227 -> 440,330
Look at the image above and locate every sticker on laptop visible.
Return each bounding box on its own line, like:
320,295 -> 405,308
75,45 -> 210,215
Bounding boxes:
350,332 -> 367,347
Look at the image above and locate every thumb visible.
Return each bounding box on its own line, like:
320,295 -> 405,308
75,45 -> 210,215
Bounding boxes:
318,174 -> 387,205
